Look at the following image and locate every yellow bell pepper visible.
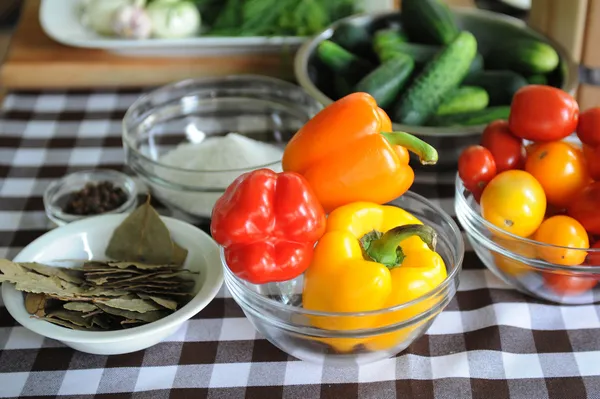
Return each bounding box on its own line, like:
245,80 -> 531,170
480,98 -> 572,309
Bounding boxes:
302,202 -> 447,353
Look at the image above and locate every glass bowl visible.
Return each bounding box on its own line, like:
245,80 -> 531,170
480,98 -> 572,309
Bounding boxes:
43,169 -> 138,226
122,75 -> 323,221
455,175 -> 600,305
222,191 -> 464,366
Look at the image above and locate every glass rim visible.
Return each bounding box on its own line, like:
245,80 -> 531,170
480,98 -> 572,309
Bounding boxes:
121,74 -> 320,174
455,173 -> 600,258
220,190 -> 464,319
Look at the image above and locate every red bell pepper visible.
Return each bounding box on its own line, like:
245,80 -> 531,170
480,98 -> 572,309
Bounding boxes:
210,169 -> 326,284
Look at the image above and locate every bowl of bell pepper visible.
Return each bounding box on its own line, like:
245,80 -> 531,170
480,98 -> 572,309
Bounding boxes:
210,93 -> 465,365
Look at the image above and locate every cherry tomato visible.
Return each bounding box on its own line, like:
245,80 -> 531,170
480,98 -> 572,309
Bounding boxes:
509,85 -> 579,142
585,145 -> 600,180
576,107 -> 600,147
533,215 -> 589,265
492,235 -> 535,277
480,170 -> 546,238
526,143 -> 541,155
583,143 -> 594,161
543,273 -> 597,296
524,141 -> 591,208
586,241 -> 600,266
480,120 -> 526,172
458,145 -> 497,200
567,181 -> 600,235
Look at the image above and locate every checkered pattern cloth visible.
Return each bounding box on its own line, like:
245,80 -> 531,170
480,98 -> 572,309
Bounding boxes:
1,90 -> 600,399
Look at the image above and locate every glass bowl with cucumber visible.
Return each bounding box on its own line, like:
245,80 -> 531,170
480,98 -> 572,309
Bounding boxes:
294,0 -> 578,168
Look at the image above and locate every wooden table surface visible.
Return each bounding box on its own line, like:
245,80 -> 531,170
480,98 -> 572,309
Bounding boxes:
0,0 -> 296,90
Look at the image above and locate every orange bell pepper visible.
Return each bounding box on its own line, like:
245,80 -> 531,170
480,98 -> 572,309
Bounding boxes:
282,92 -> 438,213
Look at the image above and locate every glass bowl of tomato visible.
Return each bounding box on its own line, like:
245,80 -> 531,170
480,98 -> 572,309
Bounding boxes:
455,175 -> 600,305
222,190 -> 464,366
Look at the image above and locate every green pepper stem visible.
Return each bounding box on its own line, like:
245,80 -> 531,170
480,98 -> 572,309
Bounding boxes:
362,224 -> 437,268
381,131 -> 439,165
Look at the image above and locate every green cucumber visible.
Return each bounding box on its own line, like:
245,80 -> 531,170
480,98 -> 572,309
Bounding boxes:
435,86 -> 489,115
377,42 -> 441,64
427,106 -> 511,127
317,40 -> 374,84
373,29 -> 440,64
463,70 -> 528,106
486,38 -> 560,74
401,0 -> 460,45
392,31 -> 478,126
354,54 -> 415,108
527,74 -> 548,85
330,23 -> 372,57
372,29 -> 409,48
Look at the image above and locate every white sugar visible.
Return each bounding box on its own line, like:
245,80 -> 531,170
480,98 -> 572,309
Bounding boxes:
152,132 -> 284,218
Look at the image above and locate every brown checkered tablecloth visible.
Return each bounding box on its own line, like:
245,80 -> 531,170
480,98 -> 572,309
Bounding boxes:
1,90 -> 600,399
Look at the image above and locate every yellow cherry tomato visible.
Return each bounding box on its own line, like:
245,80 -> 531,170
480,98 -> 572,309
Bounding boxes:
491,235 -> 536,277
533,215 -> 589,265
480,170 -> 547,238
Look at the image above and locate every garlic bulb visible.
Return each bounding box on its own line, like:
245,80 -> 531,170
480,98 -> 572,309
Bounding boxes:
80,0 -> 147,36
112,5 -> 152,39
146,1 -> 201,39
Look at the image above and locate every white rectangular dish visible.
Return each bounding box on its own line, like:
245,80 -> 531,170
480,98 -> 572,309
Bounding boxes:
39,0 -> 396,57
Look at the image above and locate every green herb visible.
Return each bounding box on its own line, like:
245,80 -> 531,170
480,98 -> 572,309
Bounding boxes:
202,0 -> 359,37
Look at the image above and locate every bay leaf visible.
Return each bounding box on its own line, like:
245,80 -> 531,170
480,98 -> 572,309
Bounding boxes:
25,293 -> 47,316
63,302 -> 97,312
81,309 -> 104,318
105,199 -> 175,265
84,269 -> 142,275
100,279 -> 186,288
85,276 -> 111,285
105,261 -> 178,271
47,310 -> 94,328
95,303 -> 169,323
137,294 -> 178,310
77,287 -> 130,297
91,315 -> 112,329
42,317 -> 101,331
116,282 -> 194,292
121,319 -> 146,328
18,262 -> 83,284
135,289 -> 194,297
173,243 -> 188,266
4,274 -> 82,297
94,297 -> 163,313
47,294 -> 106,302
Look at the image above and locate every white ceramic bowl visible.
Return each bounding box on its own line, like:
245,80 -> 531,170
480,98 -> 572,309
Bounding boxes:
1,214 -> 223,355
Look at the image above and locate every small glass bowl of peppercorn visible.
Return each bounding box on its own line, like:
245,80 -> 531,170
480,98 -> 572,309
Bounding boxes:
43,170 -> 138,226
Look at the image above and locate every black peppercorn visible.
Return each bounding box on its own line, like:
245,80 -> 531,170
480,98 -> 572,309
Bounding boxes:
62,181 -> 128,215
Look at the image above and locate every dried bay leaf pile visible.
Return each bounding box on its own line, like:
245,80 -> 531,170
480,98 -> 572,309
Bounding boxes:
0,198 -> 199,331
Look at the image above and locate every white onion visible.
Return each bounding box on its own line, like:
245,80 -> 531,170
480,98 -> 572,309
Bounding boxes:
146,1 -> 201,39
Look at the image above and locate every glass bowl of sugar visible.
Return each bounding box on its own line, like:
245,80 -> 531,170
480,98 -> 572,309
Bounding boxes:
122,75 -> 323,221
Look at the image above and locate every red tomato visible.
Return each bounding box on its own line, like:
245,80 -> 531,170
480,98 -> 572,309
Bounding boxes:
567,181 -> 600,235
585,145 -> 600,180
509,85 -> 579,142
586,241 -> 600,266
458,145 -> 497,201
583,143 -> 595,160
543,273 -> 597,296
480,120 -> 526,172
577,107 -> 600,147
